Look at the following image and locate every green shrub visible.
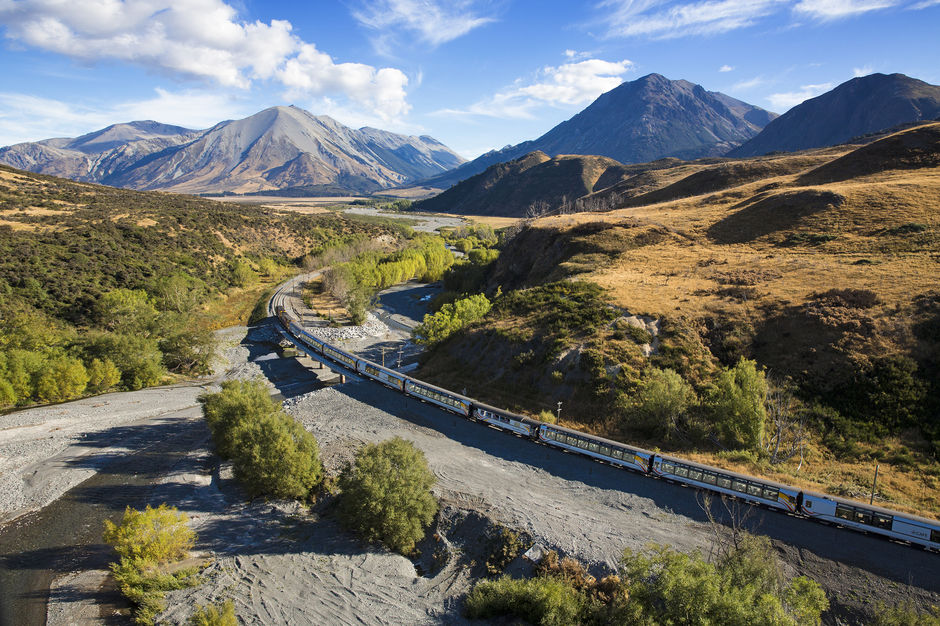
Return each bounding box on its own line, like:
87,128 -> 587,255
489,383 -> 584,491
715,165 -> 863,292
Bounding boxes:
337,437 -> 437,554
35,354 -> 88,402
413,293 -> 491,345
86,357 -> 122,392
200,379 -> 323,500
103,504 -> 195,564
872,602 -> 940,625
621,323 -> 654,345
464,575 -> 584,625
629,367 -> 696,440
707,358 -> 767,451
189,599 -> 237,626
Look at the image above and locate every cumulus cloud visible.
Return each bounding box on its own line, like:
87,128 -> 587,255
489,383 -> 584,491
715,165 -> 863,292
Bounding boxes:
719,64 -> 734,72
598,0 -> 785,39
793,0 -> 898,19
0,88 -> 249,145
0,0 -> 410,120
352,0 -> 494,46
767,82 -> 834,110
437,58 -> 634,119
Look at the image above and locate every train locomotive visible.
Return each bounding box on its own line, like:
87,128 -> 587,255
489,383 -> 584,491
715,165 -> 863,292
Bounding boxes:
274,305 -> 940,552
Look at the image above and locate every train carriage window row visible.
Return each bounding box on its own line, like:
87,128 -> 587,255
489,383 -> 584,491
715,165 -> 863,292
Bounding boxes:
406,382 -> 466,409
835,503 -> 894,529
542,428 -> 638,462
661,460 -> 780,502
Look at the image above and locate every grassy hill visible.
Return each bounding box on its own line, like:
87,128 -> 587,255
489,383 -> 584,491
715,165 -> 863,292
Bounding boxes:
415,123 -> 940,517
0,165 -> 399,407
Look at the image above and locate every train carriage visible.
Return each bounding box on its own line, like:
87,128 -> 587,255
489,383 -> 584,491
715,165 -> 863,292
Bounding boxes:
651,455 -> 799,513
358,359 -> 407,392
471,401 -> 540,438
539,423 -> 653,474
404,378 -> 472,416
800,491 -> 940,550
322,343 -> 358,371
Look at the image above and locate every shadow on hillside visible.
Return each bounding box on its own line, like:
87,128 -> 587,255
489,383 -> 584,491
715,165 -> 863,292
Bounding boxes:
706,189 -> 844,244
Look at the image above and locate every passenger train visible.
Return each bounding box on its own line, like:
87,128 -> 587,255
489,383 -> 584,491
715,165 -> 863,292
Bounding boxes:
275,305 -> 940,552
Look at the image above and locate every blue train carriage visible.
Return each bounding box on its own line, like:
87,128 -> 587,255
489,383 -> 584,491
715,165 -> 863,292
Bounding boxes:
800,491 -> 940,550
471,401 -> 540,438
403,378 -> 472,417
358,359 -> 407,392
651,455 -> 800,513
538,423 -> 653,474
321,343 -> 359,372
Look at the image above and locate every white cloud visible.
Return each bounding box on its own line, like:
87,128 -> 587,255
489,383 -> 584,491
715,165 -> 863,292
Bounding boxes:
853,64 -> 874,76
732,75 -> 768,90
0,89 -> 249,146
351,0 -> 494,46
766,82 -> 834,110
719,64 -> 734,72
437,58 -> 634,119
598,0 -> 785,39
909,0 -> 940,8
793,0 -> 898,19
0,0 -> 410,121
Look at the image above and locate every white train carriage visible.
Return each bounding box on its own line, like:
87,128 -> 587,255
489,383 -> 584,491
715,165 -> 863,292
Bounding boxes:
404,378 -> 471,416
651,455 -> 799,513
289,323 -> 326,355
358,359 -> 406,392
471,401 -> 540,437
538,424 -> 653,474
800,491 -> 940,550
322,343 -> 358,371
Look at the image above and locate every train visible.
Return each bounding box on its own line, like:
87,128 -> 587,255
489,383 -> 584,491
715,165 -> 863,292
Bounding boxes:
275,305 -> 940,552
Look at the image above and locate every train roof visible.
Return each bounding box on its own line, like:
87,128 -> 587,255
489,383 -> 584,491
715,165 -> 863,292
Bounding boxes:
541,422 -> 657,457
471,400 -> 541,424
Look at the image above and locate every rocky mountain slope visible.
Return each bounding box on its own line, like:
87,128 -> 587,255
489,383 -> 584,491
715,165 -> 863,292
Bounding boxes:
728,73 -> 940,157
418,73 -> 775,190
0,106 -> 465,195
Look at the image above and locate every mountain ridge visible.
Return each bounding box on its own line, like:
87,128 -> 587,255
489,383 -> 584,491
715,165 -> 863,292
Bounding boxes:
0,106 -> 465,195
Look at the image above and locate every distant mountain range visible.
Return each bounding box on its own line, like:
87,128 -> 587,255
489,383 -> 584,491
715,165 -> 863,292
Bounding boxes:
0,106 -> 465,195
418,73 -> 777,190
728,73 -> 940,157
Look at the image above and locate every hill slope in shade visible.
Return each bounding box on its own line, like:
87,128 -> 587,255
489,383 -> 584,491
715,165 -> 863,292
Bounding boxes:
416,151 -> 625,217
0,106 -> 465,195
728,73 -> 940,157
419,73 -> 776,190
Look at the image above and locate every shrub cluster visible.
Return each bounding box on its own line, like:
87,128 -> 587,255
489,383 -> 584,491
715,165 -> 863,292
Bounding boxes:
200,379 -> 323,500
413,293 -> 492,345
337,437 -> 438,554
103,504 -> 202,625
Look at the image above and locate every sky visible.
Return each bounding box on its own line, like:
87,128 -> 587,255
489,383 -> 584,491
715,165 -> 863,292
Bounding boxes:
0,0 -> 939,159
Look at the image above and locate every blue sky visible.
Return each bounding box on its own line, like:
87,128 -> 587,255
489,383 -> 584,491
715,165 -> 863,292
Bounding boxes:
1,0 -> 938,159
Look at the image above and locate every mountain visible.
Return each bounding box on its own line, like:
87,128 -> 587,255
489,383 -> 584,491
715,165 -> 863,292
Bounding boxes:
728,73 -> 940,157
0,106 -> 465,195
415,151 -> 626,217
418,73 -> 776,190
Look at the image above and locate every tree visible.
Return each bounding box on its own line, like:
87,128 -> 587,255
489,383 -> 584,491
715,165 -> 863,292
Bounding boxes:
413,294 -> 491,345
200,379 -> 323,500
35,354 -> 88,402
708,358 -> 768,451
103,504 -> 195,564
337,437 -> 438,554
86,357 -> 122,393
94,288 -> 159,336
629,367 -> 696,440
83,332 -> 164,390
230,258 -> 256,288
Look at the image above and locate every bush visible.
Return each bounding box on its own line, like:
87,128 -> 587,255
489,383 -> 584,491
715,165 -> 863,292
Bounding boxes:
464,575 -> 584,625
189,600 -> 237,626
200,379 -> 323,500
86,357 -> 122,392
708,358 -> 767,451
413,294 -> 491,345
103,504 -> 195,564
35,354 -> 88,402
629,367 -> 696,440
337,437 -> 437,554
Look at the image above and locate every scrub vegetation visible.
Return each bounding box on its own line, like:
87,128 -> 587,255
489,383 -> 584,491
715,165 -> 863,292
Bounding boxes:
0,165 -> 399,409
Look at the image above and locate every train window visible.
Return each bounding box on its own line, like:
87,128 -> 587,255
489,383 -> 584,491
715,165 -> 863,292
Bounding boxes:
702,473 -> 717,485
610,449 -> 622,460
716,475 -> 732,489
854,510 -> 873,525
747,484 -> 763,497
662,462 -> 675,473
599,445 -> 611,457
763,487 -> 779,500
932,530 -> 940,544
835,505 -> 853,521
675,466 -> 689,478
588,442 -> 600,453
732,480 -> 748,493
688,469 -> 703,482
873,513 -> 892,529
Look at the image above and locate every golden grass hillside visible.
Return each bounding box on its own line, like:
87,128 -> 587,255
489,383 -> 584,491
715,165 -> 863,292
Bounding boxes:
418,123 -> 940,518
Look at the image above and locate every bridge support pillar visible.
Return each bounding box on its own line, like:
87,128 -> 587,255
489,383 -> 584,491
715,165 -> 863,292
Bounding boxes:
340,374 -> 346,384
